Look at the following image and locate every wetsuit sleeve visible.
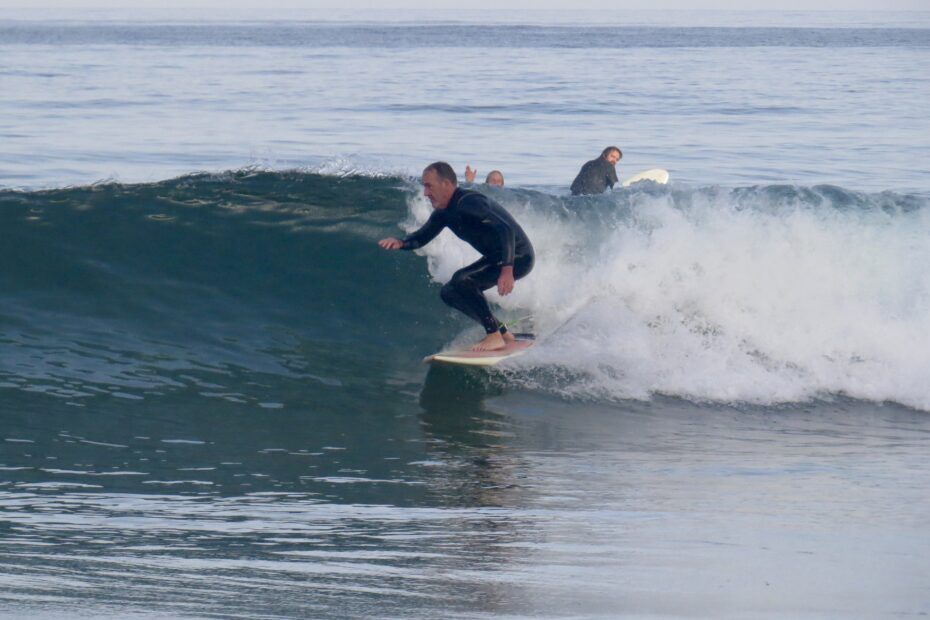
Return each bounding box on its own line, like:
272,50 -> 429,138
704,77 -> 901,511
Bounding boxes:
461,195 -> 516,266
607,163 -> 618,188
400,210 -> 446,250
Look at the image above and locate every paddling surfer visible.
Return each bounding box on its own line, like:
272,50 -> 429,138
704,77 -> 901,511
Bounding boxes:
570,146 -> 622,195
379,162 -> 534,351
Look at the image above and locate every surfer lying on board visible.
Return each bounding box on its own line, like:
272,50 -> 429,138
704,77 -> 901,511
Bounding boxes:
379,161 -> 534,352
570,146 -> 622,195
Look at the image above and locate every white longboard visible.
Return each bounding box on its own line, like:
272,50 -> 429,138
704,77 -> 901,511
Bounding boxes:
622,168 -> 670,187
424,338 -> 534,367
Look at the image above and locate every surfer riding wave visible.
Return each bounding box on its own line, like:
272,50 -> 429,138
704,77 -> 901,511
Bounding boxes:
379,161 -> 534,351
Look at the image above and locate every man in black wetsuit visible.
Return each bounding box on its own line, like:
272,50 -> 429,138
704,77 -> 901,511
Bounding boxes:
570,146 -> 622,195
378,161 -> 534,351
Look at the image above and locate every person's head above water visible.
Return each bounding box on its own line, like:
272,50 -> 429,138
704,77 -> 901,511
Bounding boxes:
601,146 -> 622,165
464,165 -> 505,187
485,170 -> 504,187
422,161 -> 458,209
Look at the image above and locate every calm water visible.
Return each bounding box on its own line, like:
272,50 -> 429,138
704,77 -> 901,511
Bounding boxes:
2,11 -> 929,193
1,10 -> 929,619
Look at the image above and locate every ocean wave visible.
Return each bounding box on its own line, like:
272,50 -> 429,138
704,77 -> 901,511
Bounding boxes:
2,171 -> 928,410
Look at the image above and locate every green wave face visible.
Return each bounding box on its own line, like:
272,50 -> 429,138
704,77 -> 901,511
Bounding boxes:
0,171 -> 462,396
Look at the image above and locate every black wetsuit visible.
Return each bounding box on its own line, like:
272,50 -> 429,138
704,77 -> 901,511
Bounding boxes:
570,157 -> 619,195
401,188 -> 534,334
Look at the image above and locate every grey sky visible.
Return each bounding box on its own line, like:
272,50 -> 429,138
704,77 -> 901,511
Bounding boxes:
8,0 -> 929,10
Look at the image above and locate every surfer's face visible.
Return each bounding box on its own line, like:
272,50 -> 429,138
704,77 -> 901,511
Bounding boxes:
422,169 -> 455,209
606,150 -> 621,165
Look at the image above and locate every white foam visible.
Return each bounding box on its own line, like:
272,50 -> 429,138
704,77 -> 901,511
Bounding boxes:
407,186 -> 930,410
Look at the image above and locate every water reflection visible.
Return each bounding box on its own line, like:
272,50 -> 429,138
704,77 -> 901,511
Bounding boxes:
4,361 -> 928,619
419,364 -> 503,444
418,366 -> 531,508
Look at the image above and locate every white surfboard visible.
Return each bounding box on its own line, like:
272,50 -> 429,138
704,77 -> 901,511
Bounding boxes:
424,338 -> 534,367
622,168 -> 669,187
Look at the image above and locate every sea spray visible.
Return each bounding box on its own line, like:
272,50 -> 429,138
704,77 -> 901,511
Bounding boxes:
413,183 -> 930,409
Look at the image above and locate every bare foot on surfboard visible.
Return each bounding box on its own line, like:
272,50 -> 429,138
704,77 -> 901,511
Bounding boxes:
472,332 -> 506,351
502,331 -> 516,343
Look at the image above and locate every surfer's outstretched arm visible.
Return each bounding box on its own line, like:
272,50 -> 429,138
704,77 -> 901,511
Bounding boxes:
379,209 -> 447,252
398,210 -> 446,250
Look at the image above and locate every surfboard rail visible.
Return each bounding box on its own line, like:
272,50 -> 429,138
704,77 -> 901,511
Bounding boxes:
424,338 -> 534,367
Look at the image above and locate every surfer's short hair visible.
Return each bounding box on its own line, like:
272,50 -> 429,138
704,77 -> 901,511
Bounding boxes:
601,146 -> 623,159
424,161 -> 458,185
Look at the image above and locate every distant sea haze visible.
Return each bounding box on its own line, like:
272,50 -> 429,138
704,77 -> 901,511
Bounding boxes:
3,22 -> 929,47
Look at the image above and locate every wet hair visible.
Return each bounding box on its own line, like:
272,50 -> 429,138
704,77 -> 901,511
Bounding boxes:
424,161 -> 458,185
601,146 -> 623,159
485,170 -> 504,185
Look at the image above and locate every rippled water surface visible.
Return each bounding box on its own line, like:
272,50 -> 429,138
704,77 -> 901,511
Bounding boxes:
3,384 -> 928,619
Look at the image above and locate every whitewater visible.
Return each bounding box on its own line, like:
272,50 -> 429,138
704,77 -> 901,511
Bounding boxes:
408,182 -> 930,410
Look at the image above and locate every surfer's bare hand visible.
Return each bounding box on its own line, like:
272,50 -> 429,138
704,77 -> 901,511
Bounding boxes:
497,266 -> 514,295
379,237 -> 403,250
464,165 -> 476,183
